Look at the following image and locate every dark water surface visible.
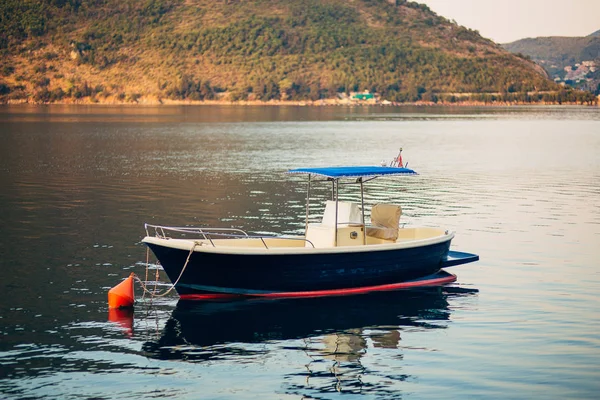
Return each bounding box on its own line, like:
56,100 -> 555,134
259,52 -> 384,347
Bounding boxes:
0,105 -> 599,399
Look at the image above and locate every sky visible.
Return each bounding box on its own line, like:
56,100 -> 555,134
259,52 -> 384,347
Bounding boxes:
419,0 -> 600,43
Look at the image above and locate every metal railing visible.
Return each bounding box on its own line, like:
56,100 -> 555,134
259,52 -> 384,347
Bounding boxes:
144,223 -> 315,249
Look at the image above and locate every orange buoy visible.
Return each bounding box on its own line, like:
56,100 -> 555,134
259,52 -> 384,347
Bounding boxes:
108,272 -> 135,309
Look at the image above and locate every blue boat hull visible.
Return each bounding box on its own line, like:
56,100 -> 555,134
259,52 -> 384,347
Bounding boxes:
145,238 -> 458,297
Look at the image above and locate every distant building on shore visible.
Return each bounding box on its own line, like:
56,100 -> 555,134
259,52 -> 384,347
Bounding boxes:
351,92 -> 375,101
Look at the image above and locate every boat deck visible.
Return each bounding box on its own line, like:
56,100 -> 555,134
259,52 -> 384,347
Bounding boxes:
143,226 -> 452,253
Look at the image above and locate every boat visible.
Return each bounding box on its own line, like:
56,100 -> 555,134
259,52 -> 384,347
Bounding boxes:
142,161 -> 479,300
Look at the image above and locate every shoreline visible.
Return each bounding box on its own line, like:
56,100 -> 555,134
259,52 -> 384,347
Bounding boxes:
2,97 -> 598,107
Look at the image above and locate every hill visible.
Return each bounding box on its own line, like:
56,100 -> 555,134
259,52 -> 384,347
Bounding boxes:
502,32 -> 600,95
502,35 -> 600,71
1,0 -> 592,105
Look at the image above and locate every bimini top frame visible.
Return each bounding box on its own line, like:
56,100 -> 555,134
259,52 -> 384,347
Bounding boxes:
288,166 -> 417,179
288,166 -> 417,246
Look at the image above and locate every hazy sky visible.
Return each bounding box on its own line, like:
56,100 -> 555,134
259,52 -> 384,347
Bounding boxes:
419,0 -> 600,43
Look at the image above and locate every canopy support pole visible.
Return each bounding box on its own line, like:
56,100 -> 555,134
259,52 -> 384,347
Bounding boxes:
304,174 -> 311,237
334,179 -> 339,247
331,179 -> 335,201
359,178 -> 366,245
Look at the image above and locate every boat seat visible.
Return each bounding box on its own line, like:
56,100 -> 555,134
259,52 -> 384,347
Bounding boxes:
321,200 -> 363,227
305,201 -> 364,248
366,204 -> 402,241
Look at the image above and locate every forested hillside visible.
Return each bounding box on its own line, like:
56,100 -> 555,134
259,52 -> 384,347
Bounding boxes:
1,0 -> 594,104
503,34 -> 600,73
503,31 -> 600,96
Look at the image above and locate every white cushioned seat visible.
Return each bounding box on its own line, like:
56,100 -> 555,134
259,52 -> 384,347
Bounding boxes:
321,200 -> 363,226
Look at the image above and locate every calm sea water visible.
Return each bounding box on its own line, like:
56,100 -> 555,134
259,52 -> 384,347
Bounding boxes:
0,105 -> 599,399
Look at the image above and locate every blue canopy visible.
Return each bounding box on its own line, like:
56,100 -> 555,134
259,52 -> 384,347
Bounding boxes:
288,166 -> 417,179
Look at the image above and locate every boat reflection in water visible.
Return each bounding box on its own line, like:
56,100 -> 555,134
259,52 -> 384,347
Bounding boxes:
142,286 -> 478,395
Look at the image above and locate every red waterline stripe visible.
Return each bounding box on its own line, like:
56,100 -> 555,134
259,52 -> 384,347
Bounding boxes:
179,273 -> 456,300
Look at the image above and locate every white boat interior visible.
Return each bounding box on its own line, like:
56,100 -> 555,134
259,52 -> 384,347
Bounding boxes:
143,200 -> 451,252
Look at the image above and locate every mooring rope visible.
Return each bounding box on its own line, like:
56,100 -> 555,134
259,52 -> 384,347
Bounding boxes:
135,241 -> 199,298
141,247 -> 150,301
